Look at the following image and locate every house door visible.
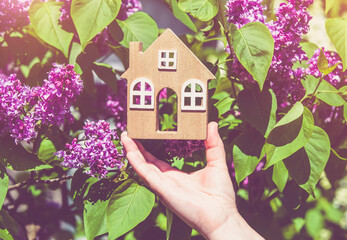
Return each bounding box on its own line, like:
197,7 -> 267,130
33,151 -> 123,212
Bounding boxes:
157,88 -> 177,131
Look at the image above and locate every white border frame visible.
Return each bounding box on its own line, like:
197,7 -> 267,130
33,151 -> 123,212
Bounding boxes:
158,50 -> 177,70
130,78 -> 155,109
181,79 -> 206,111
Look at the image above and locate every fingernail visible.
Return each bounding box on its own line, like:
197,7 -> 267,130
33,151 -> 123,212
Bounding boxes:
121,131 -> 127,137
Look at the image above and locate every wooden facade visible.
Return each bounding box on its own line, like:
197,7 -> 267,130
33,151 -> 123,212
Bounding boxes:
121,29 -> 215,140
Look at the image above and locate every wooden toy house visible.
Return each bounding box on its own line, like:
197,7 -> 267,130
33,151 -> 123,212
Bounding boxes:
121,29 -> 215,140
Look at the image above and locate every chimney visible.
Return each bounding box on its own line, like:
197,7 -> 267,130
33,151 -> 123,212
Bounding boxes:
129,42 -> 143,67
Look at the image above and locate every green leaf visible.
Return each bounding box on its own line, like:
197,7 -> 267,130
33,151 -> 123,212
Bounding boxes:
170,0 -> 197,32
300,42 -> 319,59
71,0 -> 121,50
166,209 -> 192,240
0,209 -> 25,240
0,139 -> 52,171
69,42 -> 83,74
107,179 -> 155,239
317,48 -> 339,75
326,0 -> 338,14
265,103 -> 314,168
214,96 -> 234,117
0,228 -> 14,240
299,127 -> 330,197
302,75 -> 345,106
116,12 -> 159,50
305,209 -> 324,239
38,139 -> 58,164
318,198 -> 343,224
284,148 -> 310,185
92,62 -> 118,93
211,77 -> 232,101
238,88 -> 277,137
344,103 -> 347,122
293,218 -> 305,233
233,128 -> 265,184
339,85 -> 347,101
218,114 -> 242,130
284,127 -> 330,197
71,169 -> 98,208
230,22 -> 274,90
0,170 -> 9,211
84,199 -> 109,240
178,0 -> 218,22
325,18 -> 347,70
272,161 -> 288,192
161,114 -> 177,131
29,0 -> 73,57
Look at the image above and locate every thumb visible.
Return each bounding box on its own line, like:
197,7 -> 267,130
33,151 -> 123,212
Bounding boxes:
205,122 -> 227,168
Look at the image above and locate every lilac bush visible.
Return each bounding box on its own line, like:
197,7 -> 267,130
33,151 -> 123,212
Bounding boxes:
1,0 -> 346,239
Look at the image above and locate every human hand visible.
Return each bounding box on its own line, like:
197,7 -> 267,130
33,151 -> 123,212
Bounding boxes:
121,122 -> 263,240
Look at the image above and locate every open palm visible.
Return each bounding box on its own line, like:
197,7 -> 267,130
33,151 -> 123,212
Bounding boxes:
121,122 -> 262,240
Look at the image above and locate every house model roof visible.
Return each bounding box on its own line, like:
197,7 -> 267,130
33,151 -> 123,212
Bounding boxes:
121,29 -> 215,80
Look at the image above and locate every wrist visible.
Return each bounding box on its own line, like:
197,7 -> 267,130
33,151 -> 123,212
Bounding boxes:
204,211 -> 264,240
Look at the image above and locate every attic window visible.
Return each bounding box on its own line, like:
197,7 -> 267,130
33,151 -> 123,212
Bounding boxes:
158,50 -> 177,70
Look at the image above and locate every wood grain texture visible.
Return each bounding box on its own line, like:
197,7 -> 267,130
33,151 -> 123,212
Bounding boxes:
121,29 -> 215,140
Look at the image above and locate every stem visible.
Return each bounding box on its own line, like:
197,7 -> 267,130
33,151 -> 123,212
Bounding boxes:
311,77 -> 323,98
8,176 -> 73,191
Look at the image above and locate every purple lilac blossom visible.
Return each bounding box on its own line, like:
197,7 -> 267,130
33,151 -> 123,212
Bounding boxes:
117,0 -> 142,20
225,0 -> 266,28
55,120 -> 125,178
225,0 -> 313,107
0,65 -> 83,143
59,0 -> 71,23
34,64 -> 83,126
164,140 -> 205,160
0,74 -> 36,143
0,0 -> 30,34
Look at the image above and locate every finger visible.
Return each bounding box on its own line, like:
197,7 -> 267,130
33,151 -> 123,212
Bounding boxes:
121,132 -> 162,185
134,140 -> 177,172
205,122 -> 227,168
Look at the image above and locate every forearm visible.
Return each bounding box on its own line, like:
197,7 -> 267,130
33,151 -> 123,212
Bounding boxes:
204,212 -> 264,240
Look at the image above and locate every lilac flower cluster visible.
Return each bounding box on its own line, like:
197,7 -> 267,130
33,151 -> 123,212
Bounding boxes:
225,0 -> 313,107
225,0 -> 266,28
0,74 -> 36,143
34,64 -> 83,126
267,0 -> 312,79
96,80 -> 127,131
164,140 -> 205,159
0,0 -> 30,34
55,120 -> 125,178
117,0 -> 142,20
59,0 -> 71,23
0,65 -> 82,143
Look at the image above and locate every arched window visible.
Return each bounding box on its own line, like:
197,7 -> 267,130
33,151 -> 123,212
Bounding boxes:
130,78 -> 154,109
181,79 -> 206,111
